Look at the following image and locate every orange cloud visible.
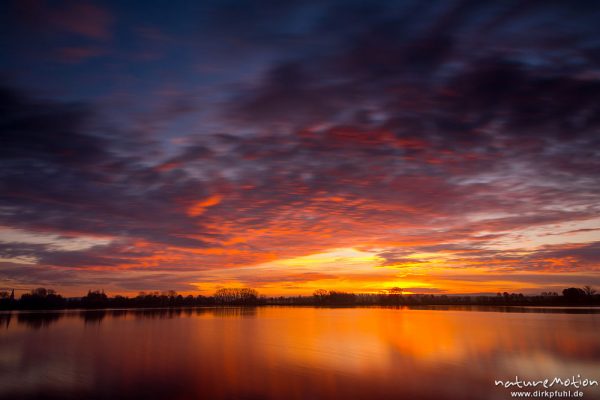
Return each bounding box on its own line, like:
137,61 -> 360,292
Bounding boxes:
187,195 -> 222,217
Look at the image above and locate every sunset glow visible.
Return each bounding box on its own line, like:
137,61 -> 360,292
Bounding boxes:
1,1 -> 599,297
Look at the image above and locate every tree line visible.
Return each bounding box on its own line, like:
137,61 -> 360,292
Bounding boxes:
0,287 -> 262,310
0,286 -> 598,310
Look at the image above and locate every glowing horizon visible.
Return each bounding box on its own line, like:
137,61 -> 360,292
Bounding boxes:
1,1 -> 600,297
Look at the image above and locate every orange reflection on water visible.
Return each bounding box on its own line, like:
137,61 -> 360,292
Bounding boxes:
1,307 -> 600,400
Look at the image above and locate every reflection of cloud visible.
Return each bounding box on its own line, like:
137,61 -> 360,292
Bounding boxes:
3,307 -> 600,399
0,350 -> 93,398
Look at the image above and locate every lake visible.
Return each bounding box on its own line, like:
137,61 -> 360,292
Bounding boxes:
1,307 -> 600,399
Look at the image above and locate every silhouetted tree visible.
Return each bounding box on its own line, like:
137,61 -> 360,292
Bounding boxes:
81,290 -> 109,308
239,288 -> 259,304
0,290 -> 12,310
214,288 -> 259,305
19,288 -> 65,309
582,286 -> 597,296
5,285 -> 600,310
388,287 -> 403,295
326,291 -> 356,306
387,287 -> 403,306
313,289 -> 329,305
541,292 -> 558,297
563,287 -> 586,303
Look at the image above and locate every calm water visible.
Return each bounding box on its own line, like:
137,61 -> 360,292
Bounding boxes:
1,307 -> 600,400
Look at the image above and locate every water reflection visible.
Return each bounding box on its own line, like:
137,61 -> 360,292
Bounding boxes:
16,312 -> 62,330
1,307 -> 599,399
0,307 -> 260,330
0,313 -> 11,329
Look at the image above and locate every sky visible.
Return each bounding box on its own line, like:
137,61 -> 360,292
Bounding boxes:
1,0 -> 600,297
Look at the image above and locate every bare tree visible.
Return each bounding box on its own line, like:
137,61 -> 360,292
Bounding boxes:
214,288 -> 259,305
388,287 -> 403,295
583,286 -> 597,296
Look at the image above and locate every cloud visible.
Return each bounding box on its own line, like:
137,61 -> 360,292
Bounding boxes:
15,0 -> 114,40
56,46 -> 107,62
187,195 -> 222,217
1,0 -> 600,294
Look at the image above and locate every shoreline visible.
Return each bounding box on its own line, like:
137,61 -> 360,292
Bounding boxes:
3,303 -> 600,314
